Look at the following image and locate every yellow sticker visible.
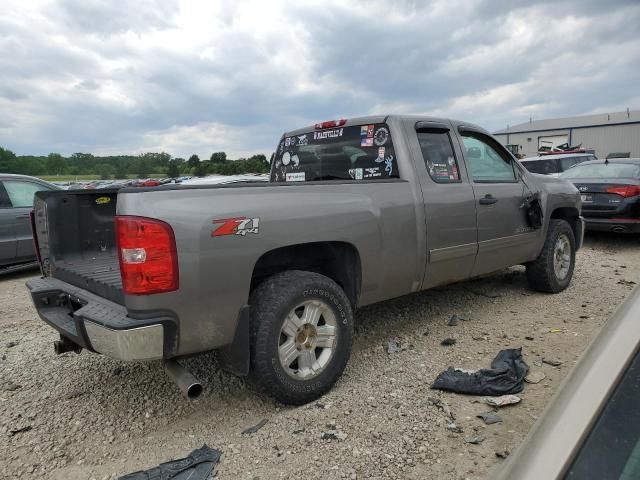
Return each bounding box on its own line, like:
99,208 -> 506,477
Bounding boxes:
95,196 -> 111,205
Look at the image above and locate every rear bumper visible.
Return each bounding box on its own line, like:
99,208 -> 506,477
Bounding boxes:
584,217 -> 640,233
26,277 -> 177,361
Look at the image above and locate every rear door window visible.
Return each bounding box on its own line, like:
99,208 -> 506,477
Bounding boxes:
270,123 -> 398,182
417,131 -> 461,183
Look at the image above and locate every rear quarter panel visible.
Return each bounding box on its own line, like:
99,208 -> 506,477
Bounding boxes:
117,181 -> 421,354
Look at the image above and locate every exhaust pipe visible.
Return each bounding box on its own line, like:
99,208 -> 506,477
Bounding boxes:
163,359 -> 203,399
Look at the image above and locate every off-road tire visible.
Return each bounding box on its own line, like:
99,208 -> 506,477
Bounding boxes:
248,270 -> 353,405
526,219 -> 576,293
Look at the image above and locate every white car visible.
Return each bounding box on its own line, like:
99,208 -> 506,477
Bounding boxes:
520,153 -> 597,177
180,174 -> 269,185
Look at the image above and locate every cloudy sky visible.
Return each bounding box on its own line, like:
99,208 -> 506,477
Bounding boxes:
1,0 -> 639,159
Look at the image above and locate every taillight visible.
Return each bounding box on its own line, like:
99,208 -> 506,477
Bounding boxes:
115,216 -> 179,295
314,119 -> 347,129
606,185 -> 640,198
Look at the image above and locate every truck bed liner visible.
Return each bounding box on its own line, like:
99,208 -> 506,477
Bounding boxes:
54,253 -> 124,304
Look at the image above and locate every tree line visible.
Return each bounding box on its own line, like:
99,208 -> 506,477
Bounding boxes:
0,147 -> 271,179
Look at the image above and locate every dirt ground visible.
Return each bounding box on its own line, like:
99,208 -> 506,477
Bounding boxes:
1,232 -> 639,480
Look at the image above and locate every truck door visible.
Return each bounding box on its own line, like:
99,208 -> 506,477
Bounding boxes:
2,179 -> 53,261
405,120 -> 478,289
455,126 -> 540,276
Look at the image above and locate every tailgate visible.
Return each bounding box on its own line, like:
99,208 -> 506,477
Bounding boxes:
33,189 -> 123,304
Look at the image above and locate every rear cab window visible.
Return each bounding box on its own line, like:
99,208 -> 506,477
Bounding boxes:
522,159 -> 560,175
270,123 -> 399,182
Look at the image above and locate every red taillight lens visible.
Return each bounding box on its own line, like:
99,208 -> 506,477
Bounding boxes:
115,216 -> 179,295
606,185 -> 640,198
314,119 -> 347,129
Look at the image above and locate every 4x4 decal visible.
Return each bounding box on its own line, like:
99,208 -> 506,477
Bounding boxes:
211,217 -> 260,237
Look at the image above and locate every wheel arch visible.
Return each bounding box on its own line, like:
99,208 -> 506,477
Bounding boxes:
249,241 -> 362,309
550,206 -> 581,241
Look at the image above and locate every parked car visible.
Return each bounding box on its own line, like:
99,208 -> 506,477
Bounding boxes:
495,286 -> 640,480
0,174 -> 59,268
180,174 -> 269,185
520,153 -> 597,177
26,115 -> 584,404
560,158 -> 640,233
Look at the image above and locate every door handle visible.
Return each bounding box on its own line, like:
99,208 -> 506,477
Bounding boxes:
479,194 -> 498,205
15,214 -> 30,219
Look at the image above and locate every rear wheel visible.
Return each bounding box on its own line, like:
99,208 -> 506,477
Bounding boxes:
249,270 -> 353,405
526,219 -> 576,293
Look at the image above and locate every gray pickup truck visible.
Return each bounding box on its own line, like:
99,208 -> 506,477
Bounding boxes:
27,115 -> 584,404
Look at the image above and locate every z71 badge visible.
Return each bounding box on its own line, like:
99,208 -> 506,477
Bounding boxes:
211,217 -> 260,237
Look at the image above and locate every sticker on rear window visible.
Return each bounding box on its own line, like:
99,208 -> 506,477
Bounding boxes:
374,127 -> 389,146
313,128 -> 343,140
95,196 -> 111,205
286,172 -> 305,182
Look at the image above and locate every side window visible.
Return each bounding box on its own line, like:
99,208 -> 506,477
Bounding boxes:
417,131 -> 461,183
560,156 -> 579,171
462,135 -> 517,182
3,180 -> 50,208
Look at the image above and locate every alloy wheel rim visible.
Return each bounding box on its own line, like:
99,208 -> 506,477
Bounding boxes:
553,234 -> 571,280
278,300 -> 337,380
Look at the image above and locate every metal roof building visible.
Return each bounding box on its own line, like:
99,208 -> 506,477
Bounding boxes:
493,110 -> 640,158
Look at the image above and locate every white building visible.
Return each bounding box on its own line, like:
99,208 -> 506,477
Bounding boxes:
493,110 -> 640,159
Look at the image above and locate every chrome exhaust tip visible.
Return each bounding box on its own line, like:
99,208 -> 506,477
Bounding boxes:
163,359 -> 203,399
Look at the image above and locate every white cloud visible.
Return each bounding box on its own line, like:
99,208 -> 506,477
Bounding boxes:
0,0 -> 639,157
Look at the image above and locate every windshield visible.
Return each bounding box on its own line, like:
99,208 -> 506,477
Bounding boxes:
270,123 -> 399,182
560,163 -> 640,179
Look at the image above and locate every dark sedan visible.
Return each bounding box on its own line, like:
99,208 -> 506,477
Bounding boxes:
560,158 -> 640,233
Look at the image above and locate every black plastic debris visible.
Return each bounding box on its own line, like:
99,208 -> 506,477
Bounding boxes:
431,348 -> 529,396
441,338 -> 457,346
119,445 -> 221,480
242,418 -> 268,435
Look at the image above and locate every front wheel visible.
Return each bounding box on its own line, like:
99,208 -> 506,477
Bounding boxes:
526,219 -> 576,293
249,270 -> 353,405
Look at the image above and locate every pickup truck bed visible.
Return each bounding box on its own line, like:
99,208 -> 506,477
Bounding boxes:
34,189 -> 123,304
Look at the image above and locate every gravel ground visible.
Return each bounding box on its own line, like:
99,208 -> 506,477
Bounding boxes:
1,233 -> 639,480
